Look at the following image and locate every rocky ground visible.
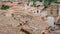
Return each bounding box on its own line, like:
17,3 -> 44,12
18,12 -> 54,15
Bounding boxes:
0,9 -> 49,34
0,1 -> 60,34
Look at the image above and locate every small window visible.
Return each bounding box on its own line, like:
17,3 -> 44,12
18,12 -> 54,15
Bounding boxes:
50,9 -> 53,14
37,10 -> 39,13
51,11 -> 53,14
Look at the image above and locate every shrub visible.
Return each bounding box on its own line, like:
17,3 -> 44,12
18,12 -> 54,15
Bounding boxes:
1,5 -> 10,10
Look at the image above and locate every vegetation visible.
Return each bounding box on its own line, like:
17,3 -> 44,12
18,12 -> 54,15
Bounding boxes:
55,2 -> 60,4
44,0 -> 50,8
44,0 -> 57,8
8,0 -> 12,1
28,0 -> 42,7
1,5 -> 10,10
30,0 -> 42,2
29,0 -> 58,8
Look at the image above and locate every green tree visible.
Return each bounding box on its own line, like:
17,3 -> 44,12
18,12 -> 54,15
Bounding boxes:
44,0 -> 57,8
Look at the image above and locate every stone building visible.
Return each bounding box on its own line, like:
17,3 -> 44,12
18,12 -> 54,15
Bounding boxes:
47,3 -> 58,17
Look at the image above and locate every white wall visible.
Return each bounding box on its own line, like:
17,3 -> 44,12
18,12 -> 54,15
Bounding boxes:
46,16 -> 55,27
59,11 -> 60,16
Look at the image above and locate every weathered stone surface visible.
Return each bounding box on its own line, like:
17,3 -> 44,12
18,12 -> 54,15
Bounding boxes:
0,1 -> 60,34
